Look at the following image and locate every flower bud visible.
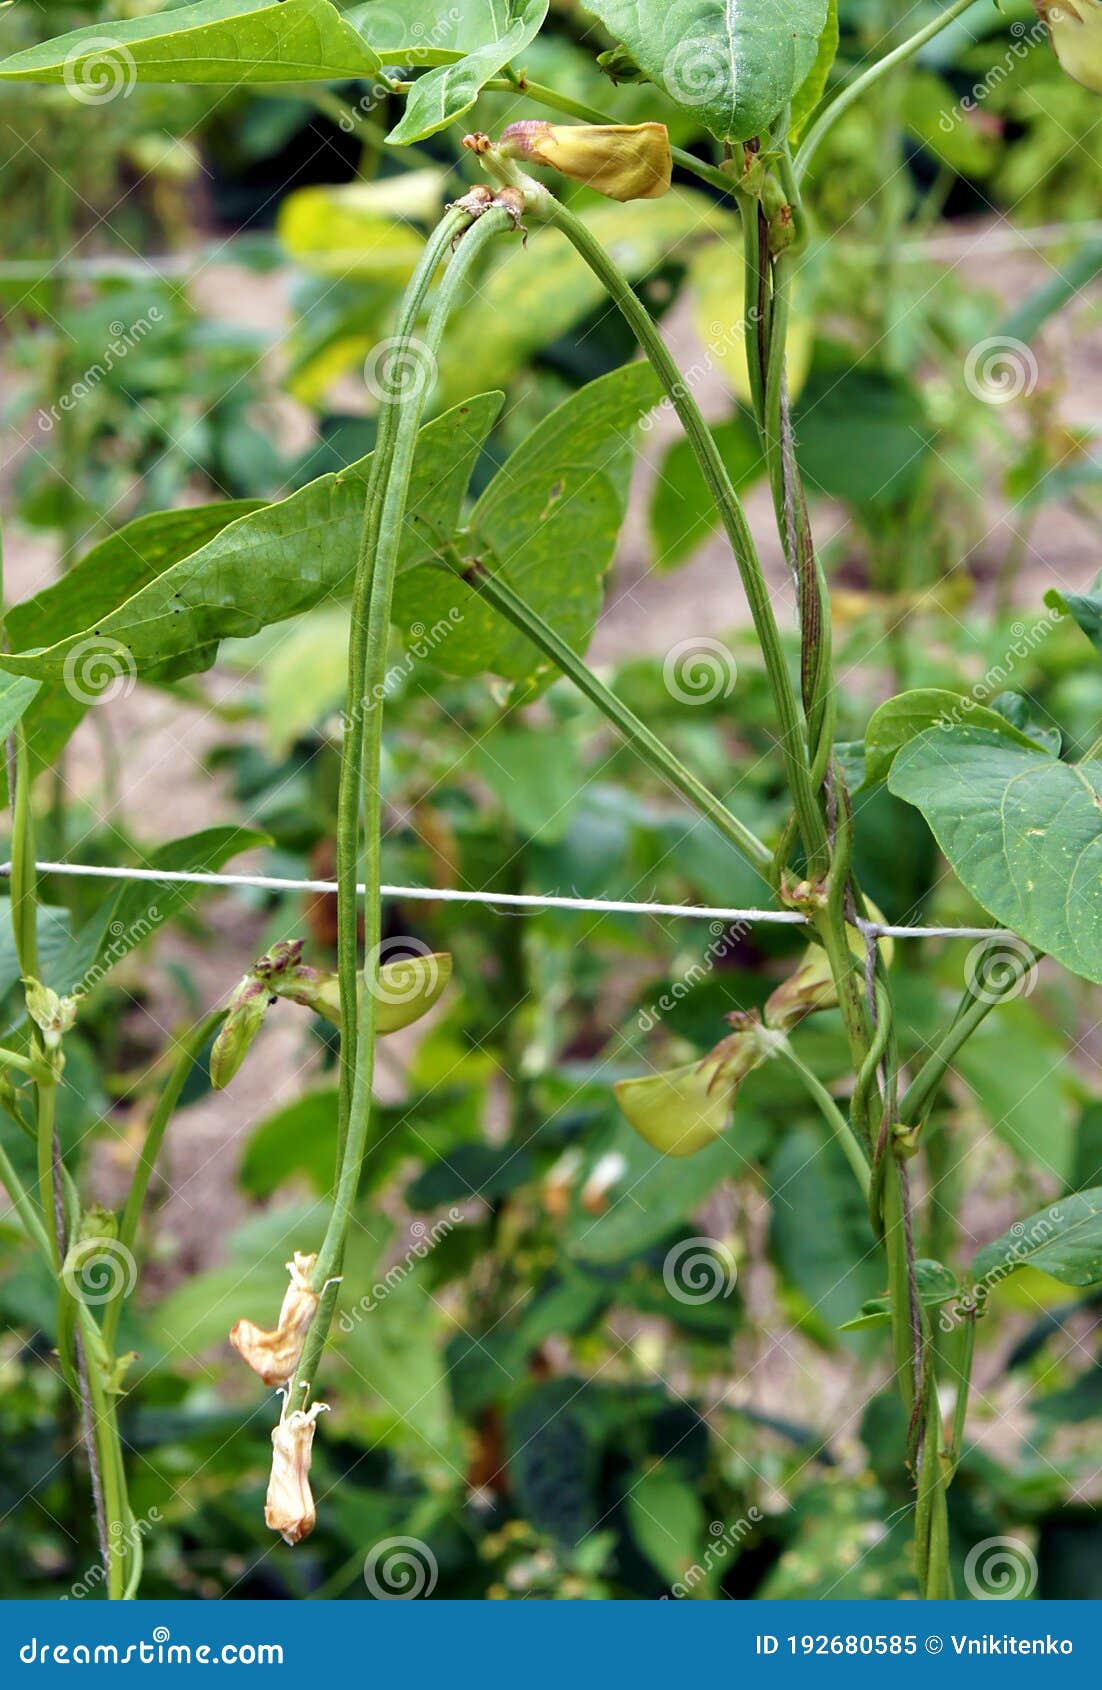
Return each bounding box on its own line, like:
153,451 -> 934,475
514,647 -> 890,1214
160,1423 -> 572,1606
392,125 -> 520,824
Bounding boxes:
210,977 -> 269,1090
499,121 -> 672,201
230,1251 -> 319,1387
615,1024 -> 771,1157
1035,1 -> 1102,93
23,977 -> 77,1052
763,904 -> 894,1032
265,1401 -> 328,1545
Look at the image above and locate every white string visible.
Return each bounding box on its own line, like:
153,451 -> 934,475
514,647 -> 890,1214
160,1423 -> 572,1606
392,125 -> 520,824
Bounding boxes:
0,860 -> 1016,941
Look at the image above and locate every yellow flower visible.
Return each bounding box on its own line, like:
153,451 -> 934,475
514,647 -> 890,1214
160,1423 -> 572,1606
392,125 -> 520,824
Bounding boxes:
230,1252 -> 319,1387
265,1401 -> 328,1546
614,1026 -> 769,1157
499,121 -> 672,201
1036,1 -> 1102,92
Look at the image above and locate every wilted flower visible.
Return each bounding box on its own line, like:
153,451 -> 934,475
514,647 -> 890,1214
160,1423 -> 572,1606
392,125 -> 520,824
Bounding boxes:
498,120 -> 672,201
265,1400 -> 328,1545
1035,1 -> 1102,92
615,1020 -> 776,1157
230,1251 -> 319,1386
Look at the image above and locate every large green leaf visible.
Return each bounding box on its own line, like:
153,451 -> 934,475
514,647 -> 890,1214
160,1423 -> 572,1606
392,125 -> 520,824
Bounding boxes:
862,687 -> 1042,788
5,502 -> 263,657
387,0 -> 549,144
794,359 -> 932,508
889,726 -> 1102,983
433,193 -> 731,409
972,1190 -> 1102,1291
583,0 -> 830,142
0,396 -> 502,687
789,0 -> 837,139
392,364 -> 659,684
0,0 -> 381,86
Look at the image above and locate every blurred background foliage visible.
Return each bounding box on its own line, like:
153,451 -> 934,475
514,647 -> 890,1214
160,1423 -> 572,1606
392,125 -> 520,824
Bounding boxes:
1,0 -> 1101,1598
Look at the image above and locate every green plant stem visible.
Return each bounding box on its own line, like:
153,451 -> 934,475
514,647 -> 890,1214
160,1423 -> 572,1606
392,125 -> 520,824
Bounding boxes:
898,947 -> 1040,1126
36,1078 -> 59,1268
774,1041 -> 870,1195
0,1135 -> 52,1256
332,207 -> 469,1171
795,0 -> 981,184
102,1010 -> 226,1350
10,727 -> 39,979
294,206 -> 515,1403
535,194 -> 827,873
948,1313 -> 976,1471
441,549 -> 772,872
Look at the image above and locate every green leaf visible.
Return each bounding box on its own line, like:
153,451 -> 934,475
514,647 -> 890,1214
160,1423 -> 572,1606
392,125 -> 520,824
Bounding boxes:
889,725 -> 1102,984
648,415 -> 763,570
5,502 -> 263,656
583,0 -> 830,141
789,0 -> 837,140
46,826 -> 269,997
387,0 -> 549,144
972,1189 -> 1102,1291
794,360 -> 932,508
862,687 -> 1043,788
956,1003 -> 1076,1182
769,1127 -> 882,1338
0,0 -> 381,86
433,193 -> 732,410
278,177 -> 441,279
626,1469 -> 708,1589
393,364 -> 659,685
1046,576 -> 1102,658
839,1259 -> 960,1332
471,727 -> 582,840
0,396 -> 502,687
239,1089 -> 339,1198
0,674 -> 40,807
902,70 -> 998,179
